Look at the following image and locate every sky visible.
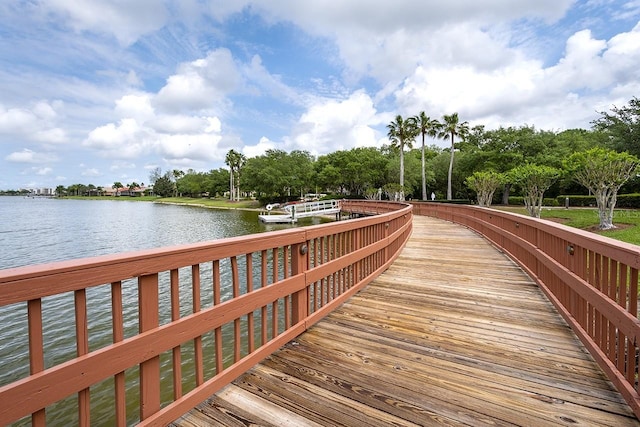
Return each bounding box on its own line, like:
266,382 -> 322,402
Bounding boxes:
0,0 -> 639,191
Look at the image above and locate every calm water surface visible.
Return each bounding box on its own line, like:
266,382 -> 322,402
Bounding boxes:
0,197 -> 274,269
0,197 -> 327,426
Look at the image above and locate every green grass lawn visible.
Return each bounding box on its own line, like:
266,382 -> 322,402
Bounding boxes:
495,206 -> 640,246
154,197 -> 262,210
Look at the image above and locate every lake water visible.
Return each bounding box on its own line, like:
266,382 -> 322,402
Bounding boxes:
0,197 -> 328,426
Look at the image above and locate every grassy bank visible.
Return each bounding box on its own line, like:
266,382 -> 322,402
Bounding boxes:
495,206 -> 640,246
154,197 -> 261,210
63,195 -> 262,210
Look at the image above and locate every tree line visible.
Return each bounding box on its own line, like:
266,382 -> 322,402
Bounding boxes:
56,97 -> 639,230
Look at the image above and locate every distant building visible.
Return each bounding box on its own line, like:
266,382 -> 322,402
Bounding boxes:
28,188 -> 53,196
104,185 -> 153,197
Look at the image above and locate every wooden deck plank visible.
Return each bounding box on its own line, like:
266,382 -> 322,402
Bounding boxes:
171,216 -> 640,427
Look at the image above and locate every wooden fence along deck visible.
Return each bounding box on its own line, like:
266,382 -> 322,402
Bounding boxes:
171,216 -> 639,426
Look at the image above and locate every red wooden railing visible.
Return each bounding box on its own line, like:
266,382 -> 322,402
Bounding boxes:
3,199 -> 640,424
413,202 -> 640,419
0,200 -> 411,426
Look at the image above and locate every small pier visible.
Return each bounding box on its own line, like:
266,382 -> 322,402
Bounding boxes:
258,199 -> 341,223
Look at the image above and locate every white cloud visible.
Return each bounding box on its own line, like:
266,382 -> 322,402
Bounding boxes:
289,91 -> 384,154
43,0 -> 168,45
81,167 -> 100,177
155,49 -> 240,113
6,149 -> 45,163
150,115 -> 221,135
243,136 -> 277,158
245,0 -> 573,83
393,21 -> 640,132
0,107 -> 37,133
84,118 -> 148,152
110,161 -> 136,171
0,101 -> 67,144
157,132 -> 222,161
34,167 -> 53,175
115,94 -> 155,121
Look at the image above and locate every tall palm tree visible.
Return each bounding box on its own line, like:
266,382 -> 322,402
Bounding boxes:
225,149 -> 246,201
414,112 -> 442,200
387,115 -> 418,200
439,113 -> 469,200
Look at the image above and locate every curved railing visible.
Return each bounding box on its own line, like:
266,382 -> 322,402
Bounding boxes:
413,202 -> 640,418
0,200 -> 412,426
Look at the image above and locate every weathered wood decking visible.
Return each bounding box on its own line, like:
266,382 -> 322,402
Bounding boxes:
171,216 -> 640,426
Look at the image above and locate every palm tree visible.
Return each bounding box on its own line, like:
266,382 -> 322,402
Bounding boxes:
171,170 -> 184,196
414,112 -> 442,200
387,115 -> 418,200
439,113 -> 469,200
112,181 -> 123,196
225,149 -> 246,201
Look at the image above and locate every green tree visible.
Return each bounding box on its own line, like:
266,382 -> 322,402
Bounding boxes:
205,168 -> 230,197
592,97 -> 640,156
152,173 -> 174,197
439,113 -> 469,200
508,164 -> 561,218
316,147 -> 388,196
565,148 -> 640,230
414,112 -> 442,200
465,171 -> 504,207
128,182 -> 139,196
172,170 -> 185,196
387,115 -> 418,200
176,171 -> 206,197
112,181 -> 123,196
242,149 -> 314,202
55,185 -> 66,197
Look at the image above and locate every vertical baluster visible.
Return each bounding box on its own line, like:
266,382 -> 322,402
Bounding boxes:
331,234 -> 340,300
111,281 -> 126,427
170,269 -> 182,400
246,253 -> 255,353
272,248 -> 279,338
628,268 -> 639,386
192,265 -> 203,385
607,259 -> 617,361
138,274 -> 160,421
305,241 -> 311,313
321,236 -> 327,307
74,289 -> 90,426
261,250 -> 268,345
284,246 -> 290,329
618,266 -> 629,374
27,299 -> 45,427
629,268 -> 638,318
231,257 -> 241,362
212,260 -> 223,374
317,238 -> 323,308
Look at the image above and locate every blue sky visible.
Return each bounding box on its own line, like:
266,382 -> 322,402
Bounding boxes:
1,0 -> 639,190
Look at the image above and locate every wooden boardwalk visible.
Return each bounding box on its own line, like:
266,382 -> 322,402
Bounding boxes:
171,216 -> 639,426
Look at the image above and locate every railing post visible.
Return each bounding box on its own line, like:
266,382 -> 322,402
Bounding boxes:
138,273 -> 160,421
291,242 -> 309,325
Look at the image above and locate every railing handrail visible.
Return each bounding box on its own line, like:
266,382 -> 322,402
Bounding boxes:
0,200 -> 412,426
413,202 -> 640,419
